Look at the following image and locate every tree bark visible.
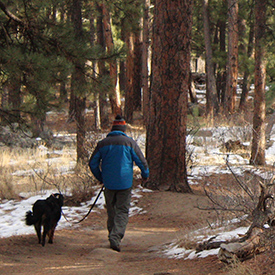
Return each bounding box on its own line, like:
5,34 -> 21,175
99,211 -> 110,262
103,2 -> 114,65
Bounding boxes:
250,0 -> 267,165
124,32 -> 135,123
101,3 -> 121,116
216,1 -> 227,105
124,7 -> 144,123
8,74 -> 22,123
119,18 -> 126,99
202,0 -> 219,123
239,10 -> 254,111
145,0 -> 193,193
133,30 -> 142,112
71,0 -> 87,163
142,0 -> 150,127
224,0 -> 238,114
96,3 -> 109,128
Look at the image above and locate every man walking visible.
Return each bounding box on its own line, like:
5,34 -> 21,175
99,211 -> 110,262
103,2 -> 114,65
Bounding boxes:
89,115 -> 149,252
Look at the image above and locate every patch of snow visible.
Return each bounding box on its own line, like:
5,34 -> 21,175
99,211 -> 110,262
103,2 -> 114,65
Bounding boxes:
0,185 -> 151,238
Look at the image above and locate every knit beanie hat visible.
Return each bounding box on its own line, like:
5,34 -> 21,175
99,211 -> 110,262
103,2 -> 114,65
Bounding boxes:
111,115 -> 127,132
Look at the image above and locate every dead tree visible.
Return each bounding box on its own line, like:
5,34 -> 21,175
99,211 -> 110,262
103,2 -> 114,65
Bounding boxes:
218,181 -> 274,263
197,178 -> 275,264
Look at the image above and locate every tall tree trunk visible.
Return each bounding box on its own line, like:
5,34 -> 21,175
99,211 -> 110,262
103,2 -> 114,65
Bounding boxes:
216,1 -> 227,105
8,74 -> 22,123
94,93 -> 101,130
74,80 -> 87,162
189,76 -> 198,104
239,9 -> 254,111
202,0 -> 219,123
89,14 -> 100,130
32,93 -> 47,137
101,3 -> 121,116
250,0 -> 266,165
119,18 -> 126,111
96,3 -> 109,128
124,32 -> 135,123
59,81 -> 68,104
142,0 -> 150,127
224,0 -> 238,114
133,30 -> 142,112
68,90 -> 76,122
145,0 -> 193,193
119,60 -> 126,97
71,0 -> 87,163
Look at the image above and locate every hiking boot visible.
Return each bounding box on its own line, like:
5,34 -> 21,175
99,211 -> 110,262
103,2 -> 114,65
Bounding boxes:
110,241 -> 121,252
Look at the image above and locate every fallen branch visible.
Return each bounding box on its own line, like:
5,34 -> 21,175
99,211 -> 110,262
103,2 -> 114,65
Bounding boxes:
218,227 -> 265,263
217,181 -> 275,263
196,179 -> 275,264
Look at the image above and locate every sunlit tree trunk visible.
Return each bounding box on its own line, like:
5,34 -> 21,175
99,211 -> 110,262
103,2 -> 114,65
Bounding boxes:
224,0 -> 238,114
96,3 -> 109,128
124,32 -> 135,123
216,0 -> 226,105
89,14 -> 100,130
202,0 -> 219,123
250,0 -> 266,165
145,0 -> 193,193
189,76 -> 197,104
124,9 -> 144,123
142,0 -> 150,127
101,3 -> 121,116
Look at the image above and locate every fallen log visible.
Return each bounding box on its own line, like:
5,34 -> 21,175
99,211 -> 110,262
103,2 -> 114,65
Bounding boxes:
218,227 -> 265,263
217,181 -> 274,263
197,180 -> 275,264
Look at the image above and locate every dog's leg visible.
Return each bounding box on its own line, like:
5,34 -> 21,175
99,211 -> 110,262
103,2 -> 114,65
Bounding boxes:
42,223 -> 51,246
42,228 -> 47,246
34,222 -> 42,244
48,222 -> 57,244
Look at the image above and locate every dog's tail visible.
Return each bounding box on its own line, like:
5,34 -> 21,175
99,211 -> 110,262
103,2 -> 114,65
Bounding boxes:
25,211 -> 36,225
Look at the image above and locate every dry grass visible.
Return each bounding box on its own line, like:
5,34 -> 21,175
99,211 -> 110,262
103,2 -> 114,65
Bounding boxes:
224,263 -> 259,275
0,144 -> 97,204
0,108 -> 148,203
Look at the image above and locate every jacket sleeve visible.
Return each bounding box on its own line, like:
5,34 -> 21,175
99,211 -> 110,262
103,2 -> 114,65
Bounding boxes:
131,143 -> 149,179
89,147 -> 103,182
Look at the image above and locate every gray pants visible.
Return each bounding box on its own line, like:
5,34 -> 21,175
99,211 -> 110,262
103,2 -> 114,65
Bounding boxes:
104,187 -> 132,246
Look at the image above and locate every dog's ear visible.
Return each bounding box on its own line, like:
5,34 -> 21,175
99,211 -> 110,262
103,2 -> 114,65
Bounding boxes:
52,193 -> 61,199
55,193 -> 64,202
57,194 -> 64,206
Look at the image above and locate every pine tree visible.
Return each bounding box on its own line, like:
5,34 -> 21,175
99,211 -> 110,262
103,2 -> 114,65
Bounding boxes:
145,0 -> 193,193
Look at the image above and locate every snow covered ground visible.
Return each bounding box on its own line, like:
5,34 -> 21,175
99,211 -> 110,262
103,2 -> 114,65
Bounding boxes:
0,185 -> 151,238
1,123 -> 275,260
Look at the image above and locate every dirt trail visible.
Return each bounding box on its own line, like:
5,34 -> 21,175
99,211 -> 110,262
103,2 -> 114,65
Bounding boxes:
0,189 -> 261,275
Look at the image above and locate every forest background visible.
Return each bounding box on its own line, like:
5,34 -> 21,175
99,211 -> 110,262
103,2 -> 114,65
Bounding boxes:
0,0 -> 275,193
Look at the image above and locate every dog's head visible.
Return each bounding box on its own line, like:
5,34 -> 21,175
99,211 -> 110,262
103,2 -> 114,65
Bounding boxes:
50,193 -> 64,207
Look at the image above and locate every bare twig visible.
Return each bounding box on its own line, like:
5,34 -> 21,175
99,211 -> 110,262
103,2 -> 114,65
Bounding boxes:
225,157 -> 254,200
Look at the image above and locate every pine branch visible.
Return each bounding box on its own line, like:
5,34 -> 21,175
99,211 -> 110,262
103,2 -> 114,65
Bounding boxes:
0,1 -> 24,25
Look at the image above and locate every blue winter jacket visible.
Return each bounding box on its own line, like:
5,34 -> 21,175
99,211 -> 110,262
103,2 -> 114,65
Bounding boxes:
89,131 -> 149,190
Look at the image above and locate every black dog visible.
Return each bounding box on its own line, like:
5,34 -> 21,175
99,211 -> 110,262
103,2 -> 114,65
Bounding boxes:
25,193 -> 64,246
